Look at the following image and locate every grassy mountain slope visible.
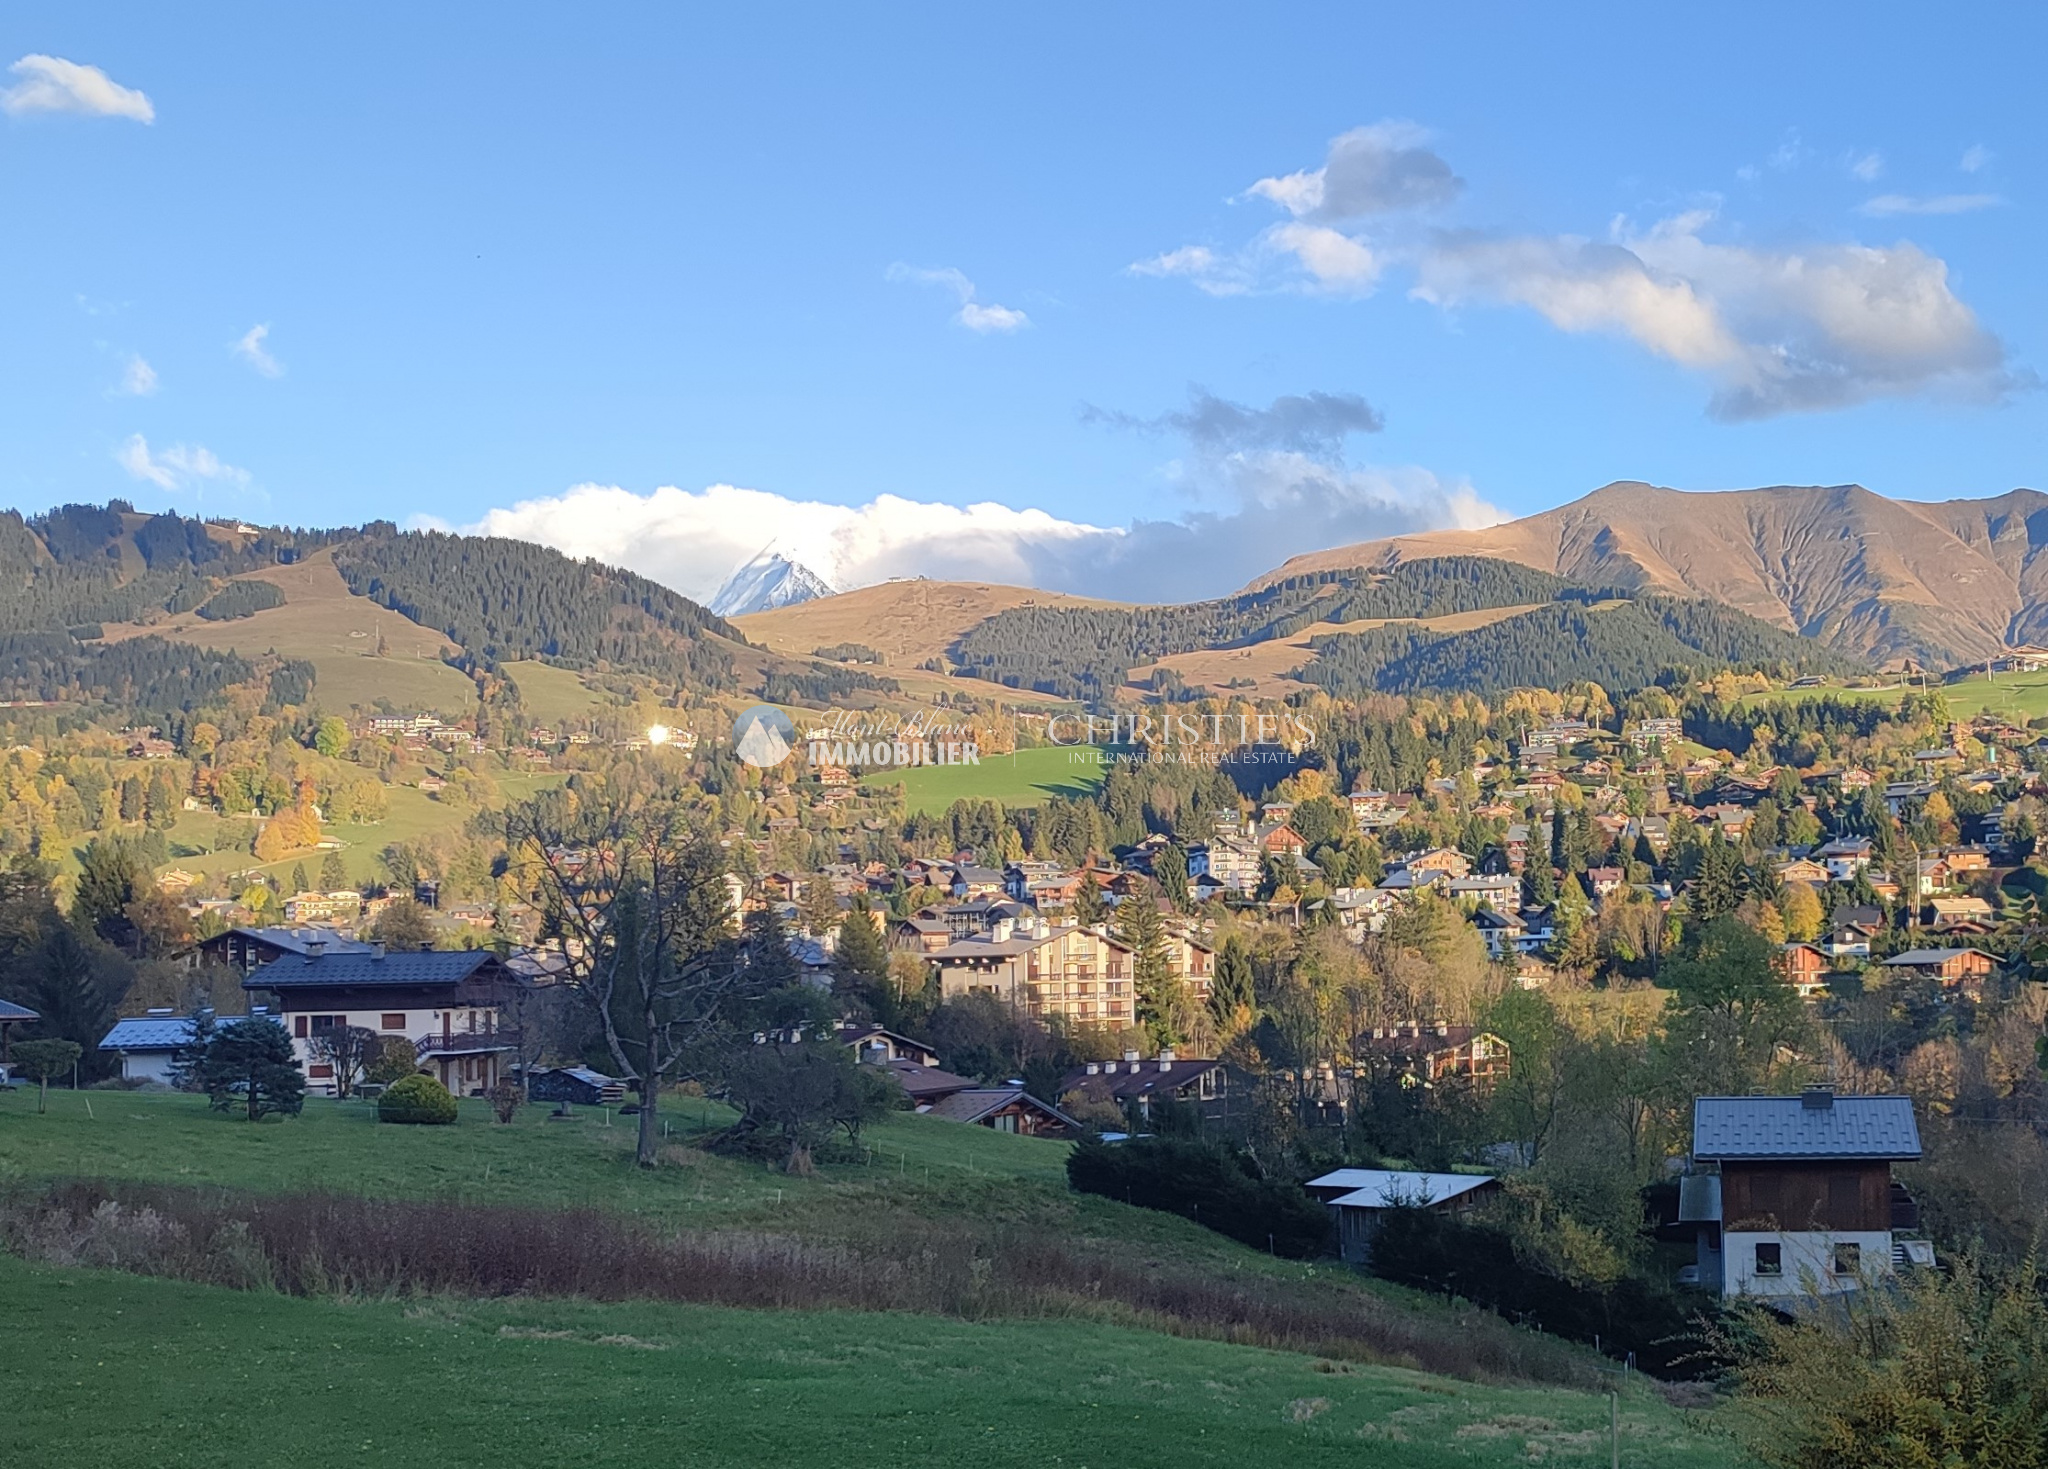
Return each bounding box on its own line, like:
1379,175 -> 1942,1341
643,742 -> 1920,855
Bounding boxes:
1256,481 -> 2048,670
734,579 -> 1122,668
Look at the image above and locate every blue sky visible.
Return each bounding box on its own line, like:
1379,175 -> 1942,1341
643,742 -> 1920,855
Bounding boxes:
2,4 -> 2042,602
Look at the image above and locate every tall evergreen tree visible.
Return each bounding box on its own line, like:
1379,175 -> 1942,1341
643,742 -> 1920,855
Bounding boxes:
1112,890 -> 1179,1047
1209,933 -> 1255,1025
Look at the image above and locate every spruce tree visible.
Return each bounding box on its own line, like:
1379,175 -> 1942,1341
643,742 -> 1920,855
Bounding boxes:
196,1019 -> 306,1120
1209,933 -> 1255,1024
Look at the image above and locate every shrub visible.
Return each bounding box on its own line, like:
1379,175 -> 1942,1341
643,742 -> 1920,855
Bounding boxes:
486,1079 -> 523,1124
378,1074 -> 457,1125
1066,1136 -> 1330,1258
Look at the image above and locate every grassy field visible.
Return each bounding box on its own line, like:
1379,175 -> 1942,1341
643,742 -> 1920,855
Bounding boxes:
99,555 -> 479,716
502,659 -> 607,723
0,1260 -> 1729,1469
0,1091 -> 1739,1466
864,744 -> 1110,814
157,773 -> 567,886
1742,670 -> 2048,723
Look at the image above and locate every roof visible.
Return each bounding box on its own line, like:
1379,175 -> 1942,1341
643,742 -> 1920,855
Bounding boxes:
99,1015 -> 204,1051
209,927 -> 375,956
1883,948 -> 1994,966
1692,1094 -> 1922,1161
0,998 -> 38,1023
246,948 -> 500,989
1310,1170 -> 1498,1209
1058,1056 -> 1226,1101
884,1059 -> 978,1100
922,1087 -> 1076,1127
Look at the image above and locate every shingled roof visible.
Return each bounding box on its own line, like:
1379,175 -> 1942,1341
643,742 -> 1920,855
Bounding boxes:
1692,1093 -> 1921,1161
245,948 -> 501,990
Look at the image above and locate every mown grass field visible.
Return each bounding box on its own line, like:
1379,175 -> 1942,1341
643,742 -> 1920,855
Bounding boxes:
1744,671 -> 2048,723
0,1259 -> 1730,1469
863,744 -> 1110,814
157,773 -> 567,886
0,1090 -> 1739,1467
501,659 -> 607,723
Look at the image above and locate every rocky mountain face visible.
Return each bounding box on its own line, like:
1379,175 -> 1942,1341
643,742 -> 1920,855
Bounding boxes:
709,549 -> 836,617
1255,482 -> 2048,670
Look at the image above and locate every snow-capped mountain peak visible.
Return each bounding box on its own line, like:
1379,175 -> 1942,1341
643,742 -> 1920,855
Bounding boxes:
708,548 -> 836,616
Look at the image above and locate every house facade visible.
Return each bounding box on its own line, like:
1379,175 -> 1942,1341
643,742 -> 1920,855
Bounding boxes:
243,944 -> 522,1097
1684,1090 -> 1924,1302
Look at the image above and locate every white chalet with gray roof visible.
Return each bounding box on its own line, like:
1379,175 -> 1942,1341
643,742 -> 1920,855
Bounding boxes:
1682,1089 -> 1926,1302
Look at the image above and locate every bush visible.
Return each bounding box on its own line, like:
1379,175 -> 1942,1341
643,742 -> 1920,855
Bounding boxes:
1066,1136 -> 1330,1258
195,580 -> 285,620
1367,1206 -> 1705,1376
378,1074 -> 457,1125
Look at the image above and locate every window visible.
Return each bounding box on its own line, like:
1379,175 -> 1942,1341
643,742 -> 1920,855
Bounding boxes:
309,1014 -> 343,1033
1832,1242 -> 1861,1277
1753,1242 -> 1783,1277
308,1064 -> 333,1079
293,1015 -> 308,1038
381,1013 -> 406,1031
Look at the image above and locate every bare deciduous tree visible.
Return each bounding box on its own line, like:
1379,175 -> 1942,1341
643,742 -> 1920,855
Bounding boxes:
509,791 -> 749,1168
305,1024 -> 379,1099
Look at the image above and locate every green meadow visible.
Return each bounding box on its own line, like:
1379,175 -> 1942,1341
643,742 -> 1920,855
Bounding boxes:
863,744 -> 1111,814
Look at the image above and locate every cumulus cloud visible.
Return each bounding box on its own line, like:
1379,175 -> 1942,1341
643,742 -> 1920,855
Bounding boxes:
115,435 -> 250,493
232,323 -> 283,377
1246,121 -> 1462,220
1127,245 -> 1253,297
1082,386 -> 1384,457
1,54 -> 153,122
118,354 -> 157,397
1858,192 -> 2003,217
1415,209 -> 2020,419
886,264 -> 1029,332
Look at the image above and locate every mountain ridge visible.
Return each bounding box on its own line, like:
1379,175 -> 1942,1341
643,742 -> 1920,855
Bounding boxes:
1251,481 -> 2048,669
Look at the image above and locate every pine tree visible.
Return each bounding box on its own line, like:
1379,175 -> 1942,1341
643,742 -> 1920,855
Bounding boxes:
1155,844 -> 1190,910
833,899 -> 890,1008
167,1007 -> 217,1091
196,1018 -> 306,1120
1112,890 -> 1180,1046
319,850 -> 349,891
289,862 -> 310,896
1209,933 -> 1255,1024
1074,871 -> 1106,926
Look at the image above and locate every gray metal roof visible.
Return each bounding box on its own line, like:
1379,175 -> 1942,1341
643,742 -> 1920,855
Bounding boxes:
99,1013 -> 267,1052
245,948 -> 498,989
0,998 -> 38,1022
1692,1094 -> 1921,1161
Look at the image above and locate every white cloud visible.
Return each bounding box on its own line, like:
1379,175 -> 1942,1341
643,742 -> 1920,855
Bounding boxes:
1848,150 -> 1884,182
451,460 -> 1497,608
115,435 -> 250,493
1858,192 -> 2003,217
232,323 -> 283,377
1960,144 -> 1991,174
1266,223 -> 1383,294
1416,208 -> 2019,418
1127,245 -> 1252,297
1,54 -> 153,122
885,264 -> 1029,333
118,354 -> 157,397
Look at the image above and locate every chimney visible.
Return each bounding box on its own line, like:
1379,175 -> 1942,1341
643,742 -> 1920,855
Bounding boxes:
1085,1062 -> 1100,1075
305,935 -> 326,958
370,944 -> 386,961
1158,1046 -> 1175,1070
1802,1086 -> 1836,1111
1122,1048 -> 1140,1064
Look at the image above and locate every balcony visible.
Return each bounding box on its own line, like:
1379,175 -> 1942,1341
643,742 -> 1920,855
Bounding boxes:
415,1027 -> 521,1058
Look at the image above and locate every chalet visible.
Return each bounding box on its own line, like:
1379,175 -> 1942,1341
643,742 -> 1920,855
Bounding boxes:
1778,943 -> 1831,1000
836,1022 -> 940,1067
243,944 -> 524,1098
1057,1049 -> 1250,1131
1683,1090 -> 1927,1301
1258,823 -> 1308,857
97,1008 -> 256,1084
1774,858 -> 1830,889
1447,872 -> 1520,910
1585,866 -> 1624,901
197,926 -> 375,975
1359,1023 -> 1511,1084
1307,1168 -> 1501,1265
951,865 -> 1005,900
1627,717 -> 1684,754
1923,896 -> 1994,929
921,1085 -> 1076,1137
1881,947 -> 1998,999
889,915 -> 954,954
1473,907 -> 1529,958
1813,836 -> 1874,880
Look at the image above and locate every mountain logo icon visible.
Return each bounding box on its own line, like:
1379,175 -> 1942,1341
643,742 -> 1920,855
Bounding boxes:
732,705 -> 797,768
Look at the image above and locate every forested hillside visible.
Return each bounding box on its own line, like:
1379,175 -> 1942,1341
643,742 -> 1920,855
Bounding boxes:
1301,596 -> 1863,697
0,633 -> 306,733
952,557 -> 1586,700
330,529 -> 743,690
